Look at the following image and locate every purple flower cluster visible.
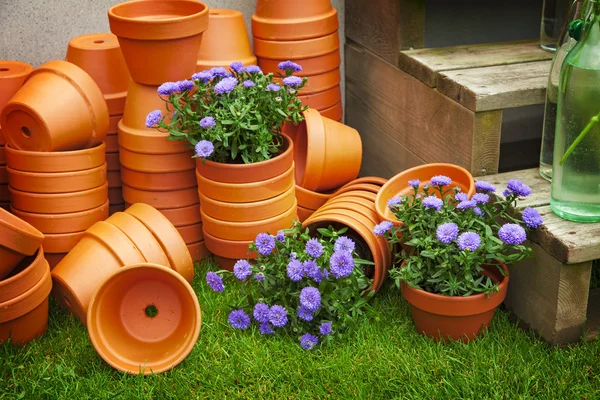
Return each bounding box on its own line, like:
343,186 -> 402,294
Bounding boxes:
242,80 -> 256,88
233,260 -> 252,280
300,287 -> 321,311
505,180 -> 532,198
206,272 -> 224,292
374,221 -> 393,236
275,231 -> 286,242
334,236 -> 355,253
255,233 -> 275,256
210,67 -> 229,78
283,76 -> 303,87
297,306 -> 314,321
455,192 -> 469,202
245,65 -> 263,74
229,61 -> 245,74
200,116 -> 216,129
287,259 -> 304,281
422,196 -> 443,211
305,238 -> 324,258
472,193 -> 489,204
436,222 -> 459,244
269,305 -> 288,327
192,70 -> 213,83
254,273 -> 265,282
320,322 -> 333,336
259,323 -> 274,335
329,251 -> 354,278
145,110 -> 162,128
300,333 -> 318,350
498,223 -> 527,245
266,83 -> 281,92
177,79 -> 194,92
408,179 -> 420,188
278,60 -> 303,72
387,196 -> 403,209
473,207 -> 484,217
456,200 -> 476,211
522,208 -> 543,228
214,77 -> 238,94
457,232 -> 481,251
475,181 -> 497,193
430,175 -> 452,187
157,81 -> 179,96
195,140 -> 214,158
253,303 -> 270,323
303,260 -> 321,282
228,309 -> 250,330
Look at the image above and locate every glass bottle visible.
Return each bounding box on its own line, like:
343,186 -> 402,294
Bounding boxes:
540,0 -> 584,181
551,0 -> 600,222
541,0 -> 574,51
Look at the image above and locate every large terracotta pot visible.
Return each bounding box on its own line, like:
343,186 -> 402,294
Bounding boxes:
121,167 -> 197,191
87,263 -> 201,374
156,203 -> 202,227
5,142 -> 106,173
401,264 -> 509,342
0,247 -> 46,303
108,0 -> 209,85
295,185 -> 333,211
0,61 -> 34,145
196,9 -> 257,72
252,0 -> 339,41
297,69 -> 340,95
202,229 -> 256,270
122,186 -> 198,209
298,86 -> 341,111
319,101 -> 343,122
296,205 -> 314,222
0,60 -> 109,152
9,182 -> 108,214
375,163 -> 476,224
0,208 -> 44,280
66,33 -> 130,116
254,33 -> 339,62
120,147 -> 195,172
258,50 -> 340,77
43,231 -> 85,255
7,163 -> 107,193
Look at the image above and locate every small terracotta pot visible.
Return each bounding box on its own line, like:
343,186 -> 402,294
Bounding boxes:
108,0 -> 209,85
298,85 -> 341,111
0,208 -> 44,280
196,163 -> 294,203
120,82 -> 169,131
252,0 -> 339,41
125,203 -> 194,282
319,101 -> 343,121
375,163 -> 476,224
120,147 -> 195,173
0,60 -> 109,152
296,205 -> 314,222
176,222 -> 203,244
401,264 -> 509,342
10,182 -> 108,214
203,228 -> 256,263
108,187 -> 124,205
5,142 -> 106,173
0,257 -> 51,321
187,241 -> 209,261
0,61 -> 34,145
258,50 -> 340,76
196,9 -> 257,72
105,134 -> 119,153
87,263 -> 201,374
254,33 -> 339,61
45,253 -> 67,270
66,33 -> 130,116
198,183 -> 295,222
0,246 -> 46,303
294,109 -> 362,192
120,167 -> 197,191
122,185 -> 199,210
106,153 -> 120,171
43,231 -> 85,253
298,69 -> 340,95
118,120 -> 190,154
295,184 -> 333,210
51,221 -> 145,324
7,163 -> 107,194
107,170 -> 121,188
156,203 -> 202,227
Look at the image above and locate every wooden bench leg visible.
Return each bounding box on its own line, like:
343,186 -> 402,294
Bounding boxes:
504,242 -> 593,344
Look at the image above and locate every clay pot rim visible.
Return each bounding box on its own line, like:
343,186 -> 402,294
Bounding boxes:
254,32 -> 339,60
5,142 -> 106,170
67,33 -> 120,51
0,208 -> 44,255
252,7 -> 337,24
6,162 -> 107,179
202,228 -> 256,259
201,200 -> 297,229
0,61 -> 34,79
296,109 -> 325,191
208,8 -> 242,18
0,261 -> 51,323
9,181 -> 108,200
337,176 -> 388,190
333,183 -> 381,197
196,161 -> 294,192
118,121 -> 191,154
295,184 -> 334,205
10,201 -> 109,220
198,181 -> 295,210
196,55 -> 258,70
0,245 -> 45,302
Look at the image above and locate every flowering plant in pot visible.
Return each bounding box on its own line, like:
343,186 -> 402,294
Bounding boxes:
146,61 -> 307,164
205,221 -> 374,350
374,176 -> 544,341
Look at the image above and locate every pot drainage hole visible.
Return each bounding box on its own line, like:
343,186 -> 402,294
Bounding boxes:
145,304 -> 158,318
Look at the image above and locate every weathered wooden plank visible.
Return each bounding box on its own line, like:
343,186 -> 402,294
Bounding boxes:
470,111 -> 503,176
485,168 -> 551,209
438,60 -> 552,112
398,39 -> 552,88
584,288 -> 600,341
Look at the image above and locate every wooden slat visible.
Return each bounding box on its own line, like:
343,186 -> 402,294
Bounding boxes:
438,60 -> 552,112
398,39 -> 553,88
485,168 -> 551,209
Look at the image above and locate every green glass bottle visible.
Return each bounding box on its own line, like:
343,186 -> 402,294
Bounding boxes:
551,0 -> 600,222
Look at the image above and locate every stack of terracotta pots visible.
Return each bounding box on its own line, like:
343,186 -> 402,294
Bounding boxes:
51,203 -> 194,325
0,60 -> 110,268
108,0 -> 210,261
66,33 -> 130,215
195,8 -> 257,71
252,0 -> 343,121
0,208 -> 51,345
0,61 -> 34,211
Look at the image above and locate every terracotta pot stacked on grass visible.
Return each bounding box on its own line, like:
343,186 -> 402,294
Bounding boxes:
0,61 -> 34,211
252,0 -> 343,121
108,0 -> 210,261
0,208 -> 51,345
66,33 -> 130,215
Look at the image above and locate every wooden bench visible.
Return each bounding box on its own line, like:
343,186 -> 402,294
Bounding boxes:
486,168 -> 600,344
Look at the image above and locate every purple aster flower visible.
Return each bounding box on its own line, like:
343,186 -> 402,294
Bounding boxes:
233,259 -> 252,280
329,251 -> 354,279
176,79 -> 194,92
229,61 -> 245,73
506,180 -> 532,198
290,252 -> 297,260
242,79 -> 256,88
209,67 -> 229,77
275,231 -> 285,242
374,221 -> 393,236
300,333 -> 318,350
259,322 -> 274,335
303,260 -> 321,281
278,60 -> 303,72
253,303 -> 270,323
157,81 -> 179,96
498,223 -> 527,245
322,268 -> 330,280
214,77 -> 238,94
436,222 -> 459,244
422,196 -> 443,211
195,140 -> 214,158
319,322 -> 333,336
205,272 -> 224,292
266,83 -> 281,92
244,65 -> 262,74
334,236 -> 355,254
145,110 -> 162,128
408,179 -> 420,188
305,238 -> 324,258
387,196 -> 403,209
522,208 -> 543,229
254,273 -> 265,282
475,181 -> 497,193
287,259 -> 304,282
455,192 -> 469,202
300,286 -> 321,311
430,175 -> 452,187
457,232 -> 481,251
472,193 -> 490,204
297,306 -> 314,321
473,207 -> 484,217
192,70 -> 213,83
199,116 -> 216,129
228,309 -> 250,330
457,200 -> 477,211
255,233 -> 275,256
283,76 -> 303,87
268,305 -> 288,328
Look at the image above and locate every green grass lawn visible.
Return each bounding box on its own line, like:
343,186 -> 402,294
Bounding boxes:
2,259 -> 599,399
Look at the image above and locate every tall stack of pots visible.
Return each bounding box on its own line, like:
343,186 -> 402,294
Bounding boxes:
107,0 -> 210,261
66,33 -> 130,215
0,61 -> 34,211
252,0 -> 343,121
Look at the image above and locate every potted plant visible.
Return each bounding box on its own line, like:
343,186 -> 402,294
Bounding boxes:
374,175 -> 543,341
204,221 -> 374,349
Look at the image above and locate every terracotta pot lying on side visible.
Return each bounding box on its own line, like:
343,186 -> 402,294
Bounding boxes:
0,208 -> 44,280
0,60 -> 34,145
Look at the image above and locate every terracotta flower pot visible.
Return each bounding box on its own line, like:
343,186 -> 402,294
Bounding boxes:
43,231 -> 85,254
7,163 -> 107,193
336,176 -> 388,189
10,182 -> 108,214
108,0 -> 209,85
298,85 -> 341,111
296,205 -> 315,222
258,50 -> 340,76
66,33 -> 130,116
0,61 -> 34,145
0,208 -> 44,280
187,241 -> 209,261
87,263 -> 201,374
118,120 -> 191,154
375,163 -> 476,224
333,183 -> 381,197
156,203 -> 202,227
196,9 -> 257,72
297,69 -> 341,95
294,109 -> 362,192
202,228 -> 256,267
120,81 -> 169,131
124,203 -> 194,282
295,184 -> 333,210
176,222 -> 203,244
120,147 -> 195,173
401,264 -> 509,342
122,185 -> 198,210
121,167 -> 197,191
45,253 -> 67,270
252,0 -> 339,41
5,142 -> 106,173
319,101 -> 343,122
0,246 -> 46,303
51,221 -> 145,324
106,153 -> 120,171
254,33 -> 339,62
0,60 -> 109,152
318,200 -> 380,224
